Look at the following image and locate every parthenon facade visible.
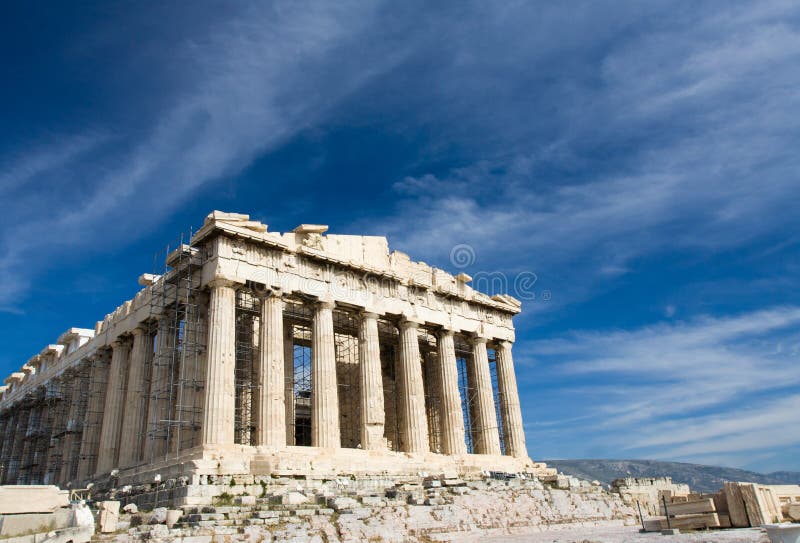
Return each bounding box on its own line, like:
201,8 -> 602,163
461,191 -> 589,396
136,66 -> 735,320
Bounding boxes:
0,211 -> 535,493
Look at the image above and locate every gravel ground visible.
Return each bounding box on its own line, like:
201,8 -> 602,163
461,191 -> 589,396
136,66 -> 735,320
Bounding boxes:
473,526 -> 770,543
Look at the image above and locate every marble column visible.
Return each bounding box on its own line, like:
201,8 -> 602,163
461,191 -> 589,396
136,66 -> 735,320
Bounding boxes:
470,337 -> 501,455
0,412 -> 19,484
119,327 -> 150,467
96,338 -> 131,474
311,300 -> 339,448
6,407 -> 28,483
19,401 -> 40,483
202,279 -> 237,445
77,354 -> 109,482
437,330 -> 467,455
397,320 -> 429,453
359,312 -> 385,450
256,291 -> 286,447
495,341 -> 528,458
145,315 -> 176,458
42,380 -> 64,485
58,372 -> 83,486
0,413 -> 8,482
283,324 -> 295,445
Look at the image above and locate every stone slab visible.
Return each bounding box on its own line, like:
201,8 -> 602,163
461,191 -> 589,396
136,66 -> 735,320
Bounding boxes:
0,486 -> 69,514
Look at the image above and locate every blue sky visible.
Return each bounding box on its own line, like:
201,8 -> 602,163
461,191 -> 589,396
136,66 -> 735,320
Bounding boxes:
1,1 -> 799,472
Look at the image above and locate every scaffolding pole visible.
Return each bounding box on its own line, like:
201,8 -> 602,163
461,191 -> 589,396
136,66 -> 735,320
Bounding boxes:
145,231 -> 206,464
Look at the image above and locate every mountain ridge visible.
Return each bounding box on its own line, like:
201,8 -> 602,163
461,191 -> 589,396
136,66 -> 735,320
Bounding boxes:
543,459 -> 800,494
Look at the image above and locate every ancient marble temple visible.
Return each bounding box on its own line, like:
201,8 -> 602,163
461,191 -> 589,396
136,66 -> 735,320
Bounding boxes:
0,211 -> 536,493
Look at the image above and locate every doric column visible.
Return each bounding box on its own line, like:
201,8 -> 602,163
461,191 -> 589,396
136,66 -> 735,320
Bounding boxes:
96,338 -> 131,474
283,324 -> 295,445
256,291 -> 286,447
0,412 -> 12,483
397,320 -> 429,453
119,327 -> 150,467
495,341 -> 528,458
6,406 -> 29,483
311,300 -> 339,448
19,401 -> 40,484
202,279 -> 237,446
0,407 -> 19,484
77,354 -> 109,482
58,370 -> 81,485
0,413 -> 8,482
144,316 -> 174,458
359,312 -> 385,450
470,337 -> 501,455
437,330 -> 467,455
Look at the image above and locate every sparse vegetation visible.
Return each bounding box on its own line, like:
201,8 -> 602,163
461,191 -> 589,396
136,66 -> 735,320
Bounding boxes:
215,491 -> 235,506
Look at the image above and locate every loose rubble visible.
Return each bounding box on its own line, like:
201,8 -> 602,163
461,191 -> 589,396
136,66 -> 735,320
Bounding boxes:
95,474 -> 636,543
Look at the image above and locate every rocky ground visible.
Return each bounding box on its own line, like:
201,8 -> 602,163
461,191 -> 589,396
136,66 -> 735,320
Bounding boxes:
104,476 -> 638,542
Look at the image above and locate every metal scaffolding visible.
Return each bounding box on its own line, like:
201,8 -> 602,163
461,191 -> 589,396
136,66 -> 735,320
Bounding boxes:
454,334 -> 477,453
0,410 -> 12,482
487,347 -> 507,455
4,397 -> 31,484
47,372 -> 76,485
419,328 -> 442,454
31,380 -> 60,484
234,289 -> 259,446
284,299 -> 313,447
61,364 -> 89,485
378,319 -> 401,452
18,388 -> 44,484
145,232 -> 206,462
333,308 -> 360,449
78,354 -> 107,481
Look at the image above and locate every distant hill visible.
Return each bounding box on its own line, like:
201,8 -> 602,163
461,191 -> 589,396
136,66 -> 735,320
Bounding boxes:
543,459 -> 800,494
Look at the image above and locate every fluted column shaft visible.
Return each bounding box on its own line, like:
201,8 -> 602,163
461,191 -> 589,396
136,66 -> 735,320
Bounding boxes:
256,292 -> 286,447
7,407 -> 29,483
312,301 -> 339,448
397,320 -> 429,453
437,330 -> 467,455
1,411 -> 14,483
58,372 -> 81,485
359,312 -> 385,450
119,328 -> 150,467
202,280 -> 237,445
19,402 -> 40,483
0,414 -> 8,481
77,355 -> 109,482
495,341 -> 528,458
470,338 -> 501,455
96,339 -> 131,474
144,317 -> 174,458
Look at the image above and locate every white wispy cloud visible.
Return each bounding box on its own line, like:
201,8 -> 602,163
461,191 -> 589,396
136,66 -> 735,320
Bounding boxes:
361,1 -> 800,317
0,133 -> 106,196
0,1 -> 409,309
526,307 -> 800,466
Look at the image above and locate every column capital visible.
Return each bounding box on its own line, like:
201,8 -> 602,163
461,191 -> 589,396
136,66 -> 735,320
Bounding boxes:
131,325 -> 148,337
253,285 -> 285,299
316,299 -> 336,310
361,310 -> 380,320
468,335 -> 489,345
400,314 -> 424,328
207,277 -> 239,290
495,339 -> 514,350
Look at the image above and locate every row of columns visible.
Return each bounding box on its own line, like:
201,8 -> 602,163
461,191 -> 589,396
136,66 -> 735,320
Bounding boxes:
202,280 -> 527,458
0,279 -> 529,486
